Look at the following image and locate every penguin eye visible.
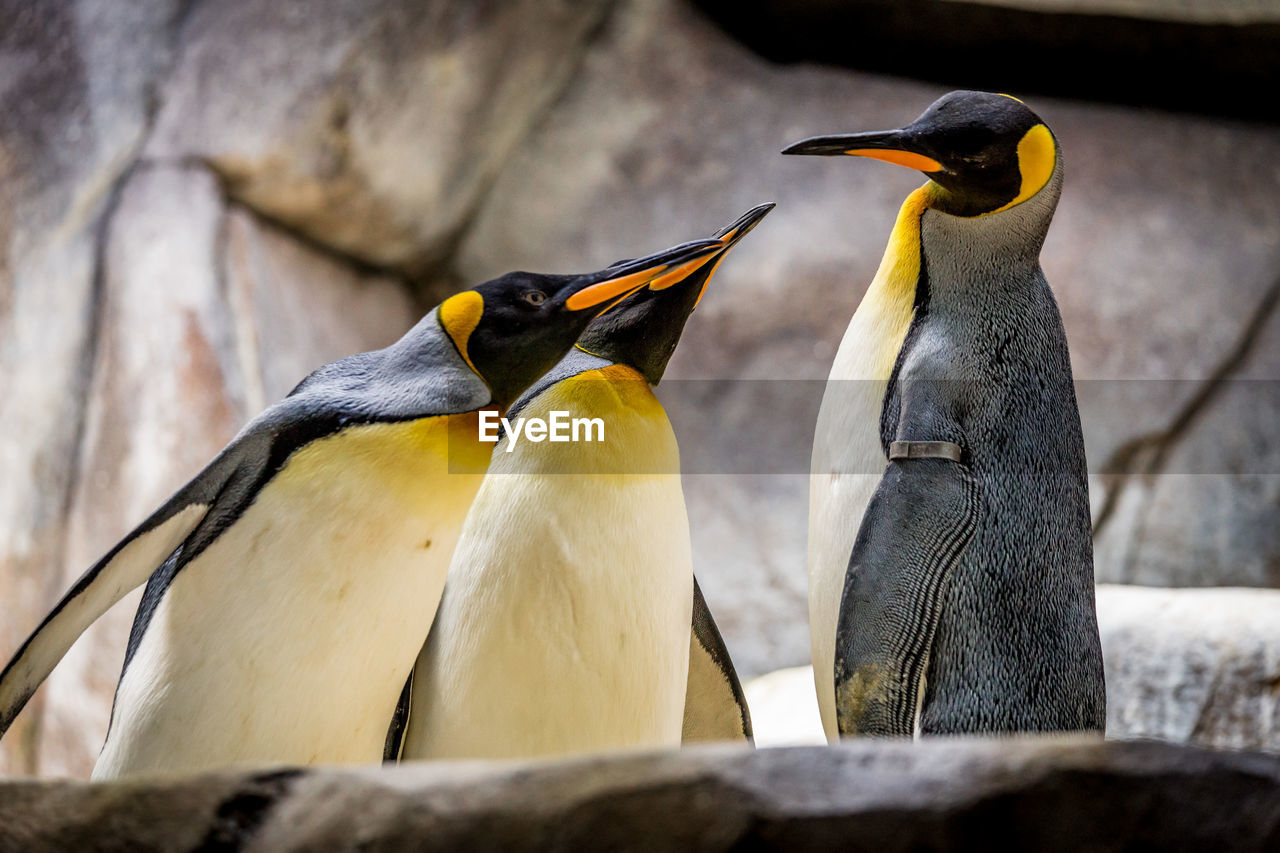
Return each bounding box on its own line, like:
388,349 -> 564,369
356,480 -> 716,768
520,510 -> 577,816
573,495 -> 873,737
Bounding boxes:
523,290 -> 547,306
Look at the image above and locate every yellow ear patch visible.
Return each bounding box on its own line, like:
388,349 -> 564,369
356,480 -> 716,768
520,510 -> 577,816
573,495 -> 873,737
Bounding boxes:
439,291 -> 483,373
989,123 -> 1055,215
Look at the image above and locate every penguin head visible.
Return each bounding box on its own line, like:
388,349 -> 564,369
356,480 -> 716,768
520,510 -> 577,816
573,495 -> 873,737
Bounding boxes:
576,203 -> 774,385
782,90 -> 1058,218
437,239 -> 722,409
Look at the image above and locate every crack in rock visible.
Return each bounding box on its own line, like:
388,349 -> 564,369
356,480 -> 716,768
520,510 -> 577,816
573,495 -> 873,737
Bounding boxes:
1092,272 -> 1280,537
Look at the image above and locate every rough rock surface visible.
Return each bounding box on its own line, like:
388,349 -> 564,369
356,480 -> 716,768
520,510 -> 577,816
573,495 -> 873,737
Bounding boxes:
145,0 -> 612,273
1,0 -> 1277,777
746,585 -> 1280,752
36,166 -> 248,778
0,0 -> 186,776
22,168 -> 420,780
1093,304 -> 1280,587
693,0 -> 1280,119
1,740 -> 1278,851
221,207 -> 418,408
1100,585 -> 1280,750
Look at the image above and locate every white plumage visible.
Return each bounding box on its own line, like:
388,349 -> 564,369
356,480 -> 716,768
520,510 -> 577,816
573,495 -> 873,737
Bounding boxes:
402,366 -> 694,760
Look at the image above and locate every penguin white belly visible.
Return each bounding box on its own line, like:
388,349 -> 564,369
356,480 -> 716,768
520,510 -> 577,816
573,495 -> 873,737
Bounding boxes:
403,366 -> 694,761
808,353 -> 894,742
94,415 -> 488,779
808,189 -> 929,741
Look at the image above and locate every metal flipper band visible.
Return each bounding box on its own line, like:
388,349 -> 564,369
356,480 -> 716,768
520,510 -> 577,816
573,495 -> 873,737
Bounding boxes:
888,441 -> 963,462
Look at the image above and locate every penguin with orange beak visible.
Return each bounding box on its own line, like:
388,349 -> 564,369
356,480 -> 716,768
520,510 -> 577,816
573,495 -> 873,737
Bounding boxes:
0,236 -> 721,779
393,204 -> 773,761
788,91 -> 1104,739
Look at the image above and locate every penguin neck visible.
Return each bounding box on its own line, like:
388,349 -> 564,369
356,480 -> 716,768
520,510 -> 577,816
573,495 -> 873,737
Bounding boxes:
917,163 -> 1061,305
921,162 -> 1059,285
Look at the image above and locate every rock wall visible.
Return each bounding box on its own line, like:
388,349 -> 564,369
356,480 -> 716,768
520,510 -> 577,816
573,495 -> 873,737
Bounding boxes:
693,0 -> 1280,119
1,0 -> 1276,776
745,585 -> 1280,752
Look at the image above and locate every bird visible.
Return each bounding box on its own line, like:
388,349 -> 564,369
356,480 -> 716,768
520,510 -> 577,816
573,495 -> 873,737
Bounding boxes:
0,236 -> 723,779
784,91 -> 1105,739
391,203 -> 773,762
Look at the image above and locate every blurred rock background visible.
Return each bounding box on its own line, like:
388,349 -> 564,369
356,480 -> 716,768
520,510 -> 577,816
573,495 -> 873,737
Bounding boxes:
1,0 -> 1276,777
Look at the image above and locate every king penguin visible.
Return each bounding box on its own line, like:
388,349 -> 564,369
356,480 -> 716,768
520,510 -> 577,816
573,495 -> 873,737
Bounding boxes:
0,236 -> 722,779
784,91 -> 1105,739
393,203 -> 772,762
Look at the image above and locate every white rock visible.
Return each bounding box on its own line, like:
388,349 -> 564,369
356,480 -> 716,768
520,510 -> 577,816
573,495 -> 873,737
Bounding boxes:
745,585 -> 1280,751
744,665 -> 827,747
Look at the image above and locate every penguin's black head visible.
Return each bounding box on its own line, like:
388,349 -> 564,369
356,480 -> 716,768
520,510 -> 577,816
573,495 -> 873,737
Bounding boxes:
438,239 -> 722,410
577,203 -> 774,385
782,90 -> 1057,217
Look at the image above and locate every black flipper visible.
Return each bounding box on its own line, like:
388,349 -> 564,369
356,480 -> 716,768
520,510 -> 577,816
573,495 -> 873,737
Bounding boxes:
383,669 -> 414,762
0,447 -> 242,738
833,450 -> 980,737
682,577 -> 753,743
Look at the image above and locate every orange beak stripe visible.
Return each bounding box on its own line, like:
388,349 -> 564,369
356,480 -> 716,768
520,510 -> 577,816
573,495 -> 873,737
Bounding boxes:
648,247 -> 726,291
566,265 -> 668,311
694,250 -> 733,308
845,148 -> 944,173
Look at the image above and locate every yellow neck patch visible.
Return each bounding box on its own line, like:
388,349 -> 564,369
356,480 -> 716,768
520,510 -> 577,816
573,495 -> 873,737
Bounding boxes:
874,185 -> 933,305
987,123 -> 1055,215
854,185 -> 933,379
439,291 -> 484,374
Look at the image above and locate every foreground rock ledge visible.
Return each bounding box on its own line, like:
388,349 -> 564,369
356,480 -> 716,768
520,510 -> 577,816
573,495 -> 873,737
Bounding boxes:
2,739 -> 1278,851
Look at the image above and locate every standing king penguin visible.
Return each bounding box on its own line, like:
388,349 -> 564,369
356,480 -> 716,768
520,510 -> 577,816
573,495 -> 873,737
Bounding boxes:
395,204 -> 773,761
785,91 -> 1105,739
0,237 -> 722,779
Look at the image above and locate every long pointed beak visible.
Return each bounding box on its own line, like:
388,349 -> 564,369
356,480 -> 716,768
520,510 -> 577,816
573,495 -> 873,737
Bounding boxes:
643,202 -> 775,306
782,129 -> 944,173
648,202 -> 776,292
714,201 -> 776,246
564,239 -> 722,312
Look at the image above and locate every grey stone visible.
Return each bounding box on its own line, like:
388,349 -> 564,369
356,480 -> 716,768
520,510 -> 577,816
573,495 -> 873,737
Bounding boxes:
746,585 -> 1280,752
2,0 -> 1277,781
704,0 -> 1280,28
2,740 -> 1279,850
35,165 -> 246,779
1092,299 -> 1280,587
222,206 -> 418,407
1000,0 -> 1278,23
691,0 -> 1279,120
146,0 -> 614,272
6,164 -> 423,779
1100,585 -> 1280,751
0,0 -> 183,775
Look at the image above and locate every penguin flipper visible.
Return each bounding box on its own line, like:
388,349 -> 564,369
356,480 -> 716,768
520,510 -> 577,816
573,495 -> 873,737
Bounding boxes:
682,576 -> 753,744
382,669 -> 414,762
0,450 -> 242,739
833,453 -> 980,737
